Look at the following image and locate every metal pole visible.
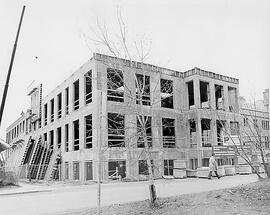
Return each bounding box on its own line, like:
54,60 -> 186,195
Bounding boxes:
0,5 -> 26,127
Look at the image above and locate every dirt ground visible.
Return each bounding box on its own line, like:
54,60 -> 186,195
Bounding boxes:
58,178 -> 270,215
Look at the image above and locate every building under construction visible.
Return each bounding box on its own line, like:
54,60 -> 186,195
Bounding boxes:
2,53 -> 268,182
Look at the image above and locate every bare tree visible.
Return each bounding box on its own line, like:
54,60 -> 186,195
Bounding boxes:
84,8 -> 187,208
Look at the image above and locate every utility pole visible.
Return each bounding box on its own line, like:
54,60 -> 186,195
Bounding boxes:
0,5 -> 26,127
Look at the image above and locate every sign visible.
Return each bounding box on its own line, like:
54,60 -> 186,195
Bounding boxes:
213,145 -> 252,158
235,145 -> 252,155
212,146 -> 235,157
223,135 -> 240,145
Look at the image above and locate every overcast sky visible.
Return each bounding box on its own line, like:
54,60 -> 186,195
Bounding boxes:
0,0 -> 269,139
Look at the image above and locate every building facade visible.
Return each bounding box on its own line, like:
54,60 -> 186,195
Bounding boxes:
3,53 -> 248,181
239,89 -> 270,166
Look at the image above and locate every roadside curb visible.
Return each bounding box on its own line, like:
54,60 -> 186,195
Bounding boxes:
0,189 -> 52,196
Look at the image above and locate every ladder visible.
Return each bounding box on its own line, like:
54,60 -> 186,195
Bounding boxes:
20,136 -> 32,165
37,142 -> 52,180
44,147 -> 61,181
27,136 -> 40,179
30,139 -> 44,179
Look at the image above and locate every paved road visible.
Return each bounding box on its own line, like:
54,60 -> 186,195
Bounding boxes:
0,174 -> 259,215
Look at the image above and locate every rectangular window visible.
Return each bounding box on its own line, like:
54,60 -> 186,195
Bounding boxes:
137,116 -> 152,148
23,120 -> 25,133
230,121 -> 240,135
73,80 -> 79,110
57,127 -> 61,149
50,99 -> 54,122
187,81 -> 194,108
200,81 -> 210,108
65,162 -> 69,180
164,160 -> 174,176
108,113 -> 125,147
73,162 -> 79,180
108,160 -> 126,179
50,130 -> 54,149
265,136 -> 269,149
85,114 -> 92,148
73,120 -> 79,151
65,87 -> 69,115
202,158 -> 209,167
162,118 -> 175,148
215,85 -> 224,110
107,68 -> 124,102
85,70 -> 92,104
161,79 -> 173,109
138,160 -> 154,175
85,161 -> 93,180
253,119 -> 258,129
65,124 -> 69,152
228,87 -> 237,112
57,93 -> 62,119
201,118 -> 211,147
44,133 -> 47,143
190,159 -> 198,170
262,120 -> 265,129
243,117 -> 248,126
216,120 -> 225,146
135,74 -> 150,106
189,119 -> 197,148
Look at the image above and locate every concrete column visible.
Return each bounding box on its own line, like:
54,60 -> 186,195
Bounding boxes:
69,83 -> 74,114
54,97 -> 57,122
153,114 -> 162,148
79,76 -> 85,109
209,82 -> 216,110
223,85 -> 229,112
62,90 -> 66,118
80,161 -> 85,181
193,78 -> 201,109
53,129 -> 57,149
196,114 -> 202,147
69,122 -> 73,152
235,87 -> 240,113
152,73 -> 161,108
175,115 -> 182,149
47,101 -> 51,124
41,103 -> 45,127
124,69 -> 135,106
211,117 -> 217,146
79,116 -> 85,150
61,125 -> 65,153
60,91 -> 64,118
184,82 -> 190,111
196,113 -> 203,168
174,78 -> 182,110
125,108 -> 134,180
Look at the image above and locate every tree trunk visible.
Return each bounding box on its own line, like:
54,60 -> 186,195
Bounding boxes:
143,132 -> 157,207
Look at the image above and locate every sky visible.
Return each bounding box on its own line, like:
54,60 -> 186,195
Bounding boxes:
0,0 -> 269,139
